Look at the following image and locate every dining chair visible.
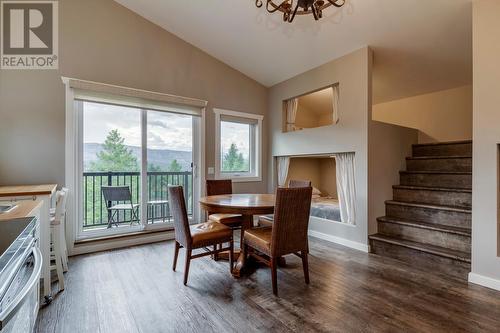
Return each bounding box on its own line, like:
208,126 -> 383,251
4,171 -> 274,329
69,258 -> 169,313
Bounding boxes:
101,186 -> 140,228
206,180 -> 244,256
259,179 -> 312,227
50,190 -> 68,292
168,186 -> 234,285
243,186 -> 312,296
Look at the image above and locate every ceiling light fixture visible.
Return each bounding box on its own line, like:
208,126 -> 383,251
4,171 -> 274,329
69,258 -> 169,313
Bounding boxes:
255,0 -> 345,23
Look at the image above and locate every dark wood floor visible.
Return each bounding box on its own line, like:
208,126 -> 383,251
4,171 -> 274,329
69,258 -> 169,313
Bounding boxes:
36,237 -> 500,333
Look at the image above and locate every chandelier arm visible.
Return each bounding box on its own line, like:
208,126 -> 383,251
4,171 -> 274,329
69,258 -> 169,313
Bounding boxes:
326,0 -> 345,8
255,0 -> 263,8
288,2 -> 300,22
266,0 -> 291,14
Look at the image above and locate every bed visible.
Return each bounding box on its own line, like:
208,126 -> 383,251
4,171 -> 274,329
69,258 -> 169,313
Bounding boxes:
310,197 -> 341,222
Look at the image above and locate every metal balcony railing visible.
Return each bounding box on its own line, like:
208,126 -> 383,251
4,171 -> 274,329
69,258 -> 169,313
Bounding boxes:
82,171 -> 192,229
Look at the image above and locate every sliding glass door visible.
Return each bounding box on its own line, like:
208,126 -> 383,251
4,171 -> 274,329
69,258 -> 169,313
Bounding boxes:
78,100 -> 199,239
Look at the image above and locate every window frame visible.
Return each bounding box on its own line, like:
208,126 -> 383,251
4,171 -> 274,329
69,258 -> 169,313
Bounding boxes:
63,77 -> 207,249
214,108 -> 263,182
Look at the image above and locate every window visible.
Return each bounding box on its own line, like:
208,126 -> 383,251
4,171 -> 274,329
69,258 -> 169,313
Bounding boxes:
63,77 -> 207,241
214,109 -> 263,182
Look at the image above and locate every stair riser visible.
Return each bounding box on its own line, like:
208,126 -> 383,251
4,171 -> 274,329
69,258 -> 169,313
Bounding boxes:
386,203 -> 471,228
406,158 -> 472,172
412,143 -> 472,157
400,173 -> 471,189
378,221 -> 471,253
393,188 -> 471,208
370,239 -> 470,280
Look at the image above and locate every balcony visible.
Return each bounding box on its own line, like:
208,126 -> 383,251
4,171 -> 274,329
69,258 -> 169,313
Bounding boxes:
83,171 -> 192,230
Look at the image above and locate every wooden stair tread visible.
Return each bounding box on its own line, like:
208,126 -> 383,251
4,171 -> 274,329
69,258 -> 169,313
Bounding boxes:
385,200 -> 471,213
412,140 -> 472,147
377,216 -> 471,235
393,185 -> 472,194
406,155 -> 471,160
369,234 -> 471,263
400,170 -> 471,175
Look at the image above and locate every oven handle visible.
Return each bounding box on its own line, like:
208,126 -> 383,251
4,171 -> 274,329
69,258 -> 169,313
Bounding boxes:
0,247 -> 42,330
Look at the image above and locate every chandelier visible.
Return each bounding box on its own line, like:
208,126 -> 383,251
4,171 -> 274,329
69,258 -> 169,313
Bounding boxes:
255,0 -> 345,23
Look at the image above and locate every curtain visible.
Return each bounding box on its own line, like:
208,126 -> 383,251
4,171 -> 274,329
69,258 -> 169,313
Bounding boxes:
334,153 -> 356,224
277,156 -> 291,187
285,98 -> 298,132
332,85 -> 340,124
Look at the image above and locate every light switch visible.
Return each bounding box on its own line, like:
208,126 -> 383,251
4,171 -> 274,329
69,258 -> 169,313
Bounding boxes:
208,167 -> 215,175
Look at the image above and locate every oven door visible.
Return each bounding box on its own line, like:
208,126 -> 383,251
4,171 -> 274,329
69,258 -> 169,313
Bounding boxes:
0,247 -> 42,332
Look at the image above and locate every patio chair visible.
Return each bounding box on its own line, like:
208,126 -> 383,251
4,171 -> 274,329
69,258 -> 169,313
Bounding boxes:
101,186 -> 140,228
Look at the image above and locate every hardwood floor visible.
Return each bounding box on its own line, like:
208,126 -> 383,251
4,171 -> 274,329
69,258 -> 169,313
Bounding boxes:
36,237 -> 500,333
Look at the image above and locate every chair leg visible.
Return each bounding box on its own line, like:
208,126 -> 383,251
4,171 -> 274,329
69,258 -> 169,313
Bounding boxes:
301,251 -> 310,284
271,257 -> 278,296
60,226 -> 69,273
107,210 -> 113,229
229,240 -> 234,273
173,241 -> 180,271
213,244 -> 219,261
239,228 -> 244,250
183,249 -> 192,286
51,226 -> 65,291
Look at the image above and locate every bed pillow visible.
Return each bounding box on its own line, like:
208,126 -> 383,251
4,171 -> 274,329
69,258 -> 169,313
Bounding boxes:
312,187 -> 322,196
312,194 -> 321,199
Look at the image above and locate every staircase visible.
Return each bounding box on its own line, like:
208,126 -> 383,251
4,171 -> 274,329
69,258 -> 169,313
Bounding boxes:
369,140 -> 472,280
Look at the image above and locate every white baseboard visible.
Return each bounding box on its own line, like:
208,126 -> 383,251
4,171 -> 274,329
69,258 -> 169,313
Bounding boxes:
71,231 -> 175,256
308,230 -> 370,253
468,272 -> 500,292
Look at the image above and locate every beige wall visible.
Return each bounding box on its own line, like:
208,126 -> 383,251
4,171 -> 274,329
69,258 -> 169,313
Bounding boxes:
285,157 -> 337,197
373,85 -> 472,143
0,0 -> 268,194
286,158 -> 321,188
471,0 -> 500,288
319,158 -> 337,198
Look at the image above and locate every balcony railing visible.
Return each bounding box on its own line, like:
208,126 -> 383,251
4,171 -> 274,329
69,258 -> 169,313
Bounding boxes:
83,171 -> 192,229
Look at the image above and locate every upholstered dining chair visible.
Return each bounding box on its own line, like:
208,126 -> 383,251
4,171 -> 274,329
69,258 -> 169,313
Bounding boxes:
259,179 -> 312,227
243,186 -> 313,296
206,180 -> 244,250
168,186 -> 234,285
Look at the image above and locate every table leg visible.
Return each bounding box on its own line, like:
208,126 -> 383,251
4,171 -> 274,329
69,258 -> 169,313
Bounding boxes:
40,195 -> 52,303
232,214 -> 253,277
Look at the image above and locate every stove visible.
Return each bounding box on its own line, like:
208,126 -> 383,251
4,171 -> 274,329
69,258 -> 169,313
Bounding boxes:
0,217 -> 40,332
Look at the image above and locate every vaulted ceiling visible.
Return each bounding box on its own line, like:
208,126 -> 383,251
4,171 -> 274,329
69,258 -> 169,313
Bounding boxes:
114,0 -> 472,104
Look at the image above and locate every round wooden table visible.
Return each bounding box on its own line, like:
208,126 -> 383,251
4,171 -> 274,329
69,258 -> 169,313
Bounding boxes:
199,194 -> 275,277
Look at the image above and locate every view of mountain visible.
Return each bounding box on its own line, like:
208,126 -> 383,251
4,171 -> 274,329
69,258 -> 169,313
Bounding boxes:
84,143 -> 192,171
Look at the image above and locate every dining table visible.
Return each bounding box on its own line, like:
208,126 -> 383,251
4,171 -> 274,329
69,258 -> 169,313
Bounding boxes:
199,193 -> 275,277
0,184 -> 57,303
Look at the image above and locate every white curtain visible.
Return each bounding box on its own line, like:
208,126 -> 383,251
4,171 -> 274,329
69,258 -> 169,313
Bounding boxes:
285,98 -> 298,132
332,85 -> 340,124
277,156 -> 291,187
334,153 -> 356,225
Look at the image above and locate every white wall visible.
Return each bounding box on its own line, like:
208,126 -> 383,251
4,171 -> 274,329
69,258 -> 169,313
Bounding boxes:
268,48 -> 372,249
470,0 -> 500,291
268,47 -> 417,249
373,85 -> 472,143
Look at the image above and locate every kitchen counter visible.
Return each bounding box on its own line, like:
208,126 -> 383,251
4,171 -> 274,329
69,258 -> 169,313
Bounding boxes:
0,184 -> 57,198
0,200 -> 42,221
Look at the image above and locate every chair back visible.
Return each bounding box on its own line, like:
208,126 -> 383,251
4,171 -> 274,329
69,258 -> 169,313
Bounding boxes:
102,186 -> 132,207
206,179 -> 233,196
168,186 -> 192,247
53,190 -> 67,224
271,187 -> 312,257
288,179 -> 312,188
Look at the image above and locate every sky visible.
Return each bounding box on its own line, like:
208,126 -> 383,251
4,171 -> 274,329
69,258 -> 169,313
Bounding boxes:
83,101 -> 250,156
